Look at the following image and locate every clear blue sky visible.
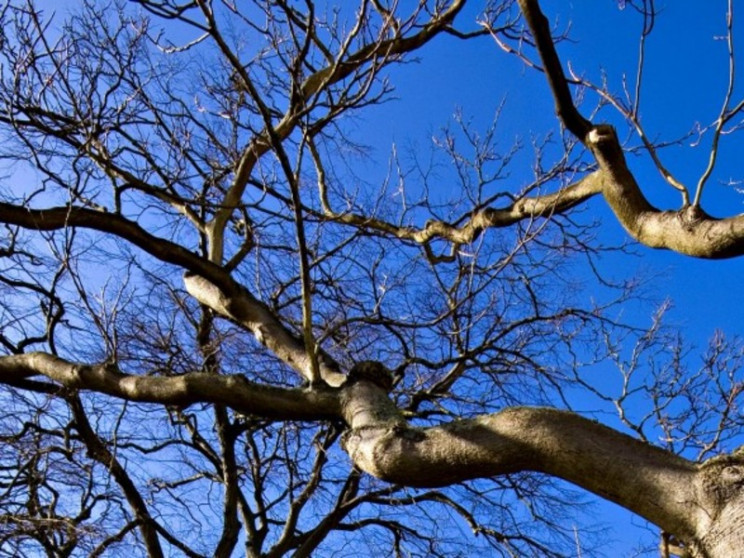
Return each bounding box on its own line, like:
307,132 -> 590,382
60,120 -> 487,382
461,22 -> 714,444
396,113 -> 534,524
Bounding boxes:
30,1 -> 744,554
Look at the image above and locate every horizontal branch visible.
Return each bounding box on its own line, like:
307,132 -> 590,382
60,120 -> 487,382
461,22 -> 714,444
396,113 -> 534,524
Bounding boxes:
0,351 -> 716,548
316,148 -> 603,248
0,352 -> 339,421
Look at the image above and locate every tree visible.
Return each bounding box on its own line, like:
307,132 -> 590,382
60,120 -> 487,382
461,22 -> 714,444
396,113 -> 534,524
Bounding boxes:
0,0 -> 743,556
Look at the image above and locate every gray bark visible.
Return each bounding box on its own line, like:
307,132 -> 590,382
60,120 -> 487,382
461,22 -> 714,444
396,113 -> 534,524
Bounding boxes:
3,351 -> 744,556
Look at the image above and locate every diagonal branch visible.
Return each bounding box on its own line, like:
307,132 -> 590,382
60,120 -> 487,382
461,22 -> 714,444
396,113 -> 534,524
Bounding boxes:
183,273 -> 346,386
68,395 -> 166,558
0,201 -> 344,383
517,0 -> 592,140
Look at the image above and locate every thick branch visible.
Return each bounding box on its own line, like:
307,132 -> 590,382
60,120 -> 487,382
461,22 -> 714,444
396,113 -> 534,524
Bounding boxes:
0,352 -> 339,421
0,352 -> 711,547
339,382 -> 700,543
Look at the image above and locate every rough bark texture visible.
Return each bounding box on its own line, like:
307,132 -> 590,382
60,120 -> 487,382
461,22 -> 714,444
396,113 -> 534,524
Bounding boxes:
8,351 -> 744,555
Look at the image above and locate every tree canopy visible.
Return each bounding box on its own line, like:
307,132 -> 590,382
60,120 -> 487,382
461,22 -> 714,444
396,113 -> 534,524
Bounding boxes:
1,1 -> 744,556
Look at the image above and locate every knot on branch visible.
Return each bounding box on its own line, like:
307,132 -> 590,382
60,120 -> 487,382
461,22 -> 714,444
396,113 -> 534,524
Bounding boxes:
678,204 -> 713,231
700,455 -> 744,510
585,124 -> 629,175
391,422 -> 426,442
586,124 -> 617,146
348,360 -> 394,392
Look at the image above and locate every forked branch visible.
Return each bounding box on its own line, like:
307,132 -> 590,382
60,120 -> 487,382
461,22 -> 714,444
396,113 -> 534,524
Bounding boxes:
518,0 -> 744,259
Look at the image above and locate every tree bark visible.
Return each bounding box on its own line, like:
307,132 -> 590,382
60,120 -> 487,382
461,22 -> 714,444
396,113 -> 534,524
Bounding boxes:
8,352 -> 744,555
518,0 -> 744,260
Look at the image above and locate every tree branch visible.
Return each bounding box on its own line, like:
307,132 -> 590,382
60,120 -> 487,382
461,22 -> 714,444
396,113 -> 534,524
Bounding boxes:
0,352 -> 339,421
311,135 -> 604,248
517,0 -> 592,140
0,350 -> 713,548
68,395 -> 165,558
183,273 -> 346,386
518,0 -> 744,259
339,382 -> 701,545
209,0 -> 466,262
587,126 -> 744,259
0,202 -> 344,382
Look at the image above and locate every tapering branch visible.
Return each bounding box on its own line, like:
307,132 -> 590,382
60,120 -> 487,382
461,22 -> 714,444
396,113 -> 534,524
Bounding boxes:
694,0 -> 741,207
0,352 -> 339,421
311,136 -> 604,248
517,0 -> 592,140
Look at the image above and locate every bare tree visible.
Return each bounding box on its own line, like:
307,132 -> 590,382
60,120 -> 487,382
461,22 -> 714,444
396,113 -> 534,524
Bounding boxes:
0,0 -> 743,556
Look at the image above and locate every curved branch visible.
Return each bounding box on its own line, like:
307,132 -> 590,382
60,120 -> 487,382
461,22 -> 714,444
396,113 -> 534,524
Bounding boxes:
339,382 -> 701,545
0,202 -> 221,282
518,0 -> 744,259
588,126 -> 744,259
311,131 -> 604,247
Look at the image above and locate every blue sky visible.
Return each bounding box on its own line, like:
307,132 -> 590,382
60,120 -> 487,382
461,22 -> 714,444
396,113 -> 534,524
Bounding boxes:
24,0 -> 744,554
355,1 -> 744,553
